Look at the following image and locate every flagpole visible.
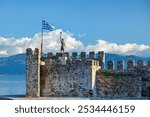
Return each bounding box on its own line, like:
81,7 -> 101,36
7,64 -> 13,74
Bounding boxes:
41,19 -> 43,58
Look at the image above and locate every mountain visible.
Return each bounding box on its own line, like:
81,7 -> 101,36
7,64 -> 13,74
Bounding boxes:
0,54 -> 26,75
0,53 -> 149,75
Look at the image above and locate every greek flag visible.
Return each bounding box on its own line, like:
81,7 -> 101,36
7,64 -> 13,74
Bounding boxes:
42,20 -> 55,31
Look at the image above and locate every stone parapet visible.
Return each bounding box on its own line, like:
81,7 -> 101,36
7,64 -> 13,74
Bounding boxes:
26,48 -> 41,97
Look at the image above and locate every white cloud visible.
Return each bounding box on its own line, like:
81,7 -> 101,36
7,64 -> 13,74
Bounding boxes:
77,33 -> 86,38
86,40 -> 150,57
0,50 -> 8,56
0,29 -> 150,57
27,29 -> 84,52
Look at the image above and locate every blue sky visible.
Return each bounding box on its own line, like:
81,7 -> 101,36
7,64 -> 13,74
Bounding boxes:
0,0 -> 150,57
0,0 -> 150,44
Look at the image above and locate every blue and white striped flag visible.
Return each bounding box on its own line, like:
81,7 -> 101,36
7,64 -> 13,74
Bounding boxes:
42,20 -> 55,31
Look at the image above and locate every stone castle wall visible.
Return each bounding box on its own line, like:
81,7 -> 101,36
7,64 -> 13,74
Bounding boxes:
26,48 -> 40,97
40,59 -> 99,97
26,48 -> 102,97
96,69 -> 142,98
96,66 -> 150,98
26,48 -> 150,99
139,67 -> 150,97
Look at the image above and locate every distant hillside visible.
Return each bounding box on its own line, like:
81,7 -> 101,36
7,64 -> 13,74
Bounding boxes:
0,53 -> 149,75
0,54 -> 26,75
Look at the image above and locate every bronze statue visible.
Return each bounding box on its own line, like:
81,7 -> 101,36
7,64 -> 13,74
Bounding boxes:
60,32 -> 66,53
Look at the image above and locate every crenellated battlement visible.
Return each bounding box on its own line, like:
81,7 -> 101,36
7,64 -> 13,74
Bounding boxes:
44,51 -> 104,60
43,53 -> 100,67
106,59 -> 150,70
26,48 -> 40,59
26,48 -> 103,68
26,48 -> 150,98
26,48 -> 150,70
40,51 -> 105,68
42,50 -> 150,70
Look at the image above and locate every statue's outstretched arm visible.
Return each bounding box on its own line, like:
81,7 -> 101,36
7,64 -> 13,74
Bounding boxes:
60,32 -> 62,42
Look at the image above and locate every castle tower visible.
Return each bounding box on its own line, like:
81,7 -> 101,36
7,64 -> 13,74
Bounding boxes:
26,48 -> 41,97
40,51 -> 100,97
26,49 -> 101,98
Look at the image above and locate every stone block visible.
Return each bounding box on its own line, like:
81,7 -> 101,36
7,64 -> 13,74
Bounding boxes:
117,60 -> 124,70
137,60 -> 144,67
148,60 -> 150,67
98,51 -> 104,60
81,52 -> 86,59
47,52 -> 53,59
98,51 -> 105,68
64,52 -> 69,59
89,51 -> 95,59
107,60 -> 114,70
26,48 -> 33,56
56,53 -> 63,59
72,52 -> 77,59
127,60 -> 135,69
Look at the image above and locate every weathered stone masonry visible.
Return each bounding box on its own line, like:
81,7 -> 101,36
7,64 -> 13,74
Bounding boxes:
41,59 -> 99,97
26,48 -> 101,97
26,48 -> 150,98
26,48 -> 40,97
96,70 -> 142,98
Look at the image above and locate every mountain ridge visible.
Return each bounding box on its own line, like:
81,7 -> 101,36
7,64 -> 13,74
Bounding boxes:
0,53 -> 149,75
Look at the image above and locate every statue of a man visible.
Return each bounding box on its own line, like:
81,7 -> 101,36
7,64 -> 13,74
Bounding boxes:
60,32 -> 66,53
